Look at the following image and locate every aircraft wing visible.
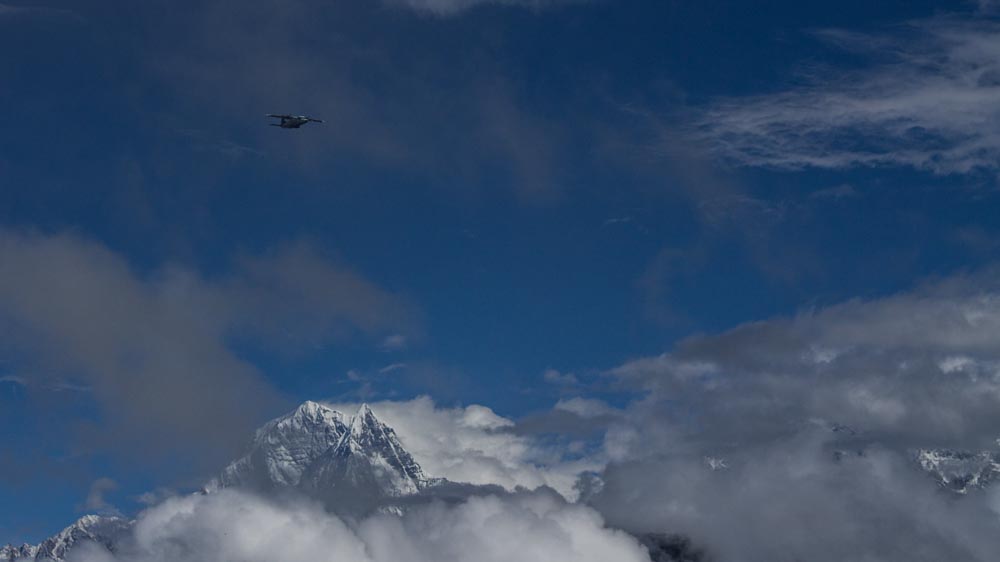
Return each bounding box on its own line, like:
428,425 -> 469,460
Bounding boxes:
267,114 -> 293,119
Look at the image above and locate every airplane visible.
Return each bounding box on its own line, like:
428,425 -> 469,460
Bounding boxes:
267,114 -> 324,129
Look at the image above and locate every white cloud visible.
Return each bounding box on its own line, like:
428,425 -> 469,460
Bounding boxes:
323,397 -> 603,499
82,478 -> 120,515
543,368 -> 578,385
378,334 -> 408,352
590,433 -> 1000,562
583,267 -> 1000,559
72,489 -> 650,562
696,17 -> 1000,177
554,398 -> 618,419
378,363 -> 407,374
609,269 -> 1000,452
131,489 -> 176,507
0,374 -> 26,386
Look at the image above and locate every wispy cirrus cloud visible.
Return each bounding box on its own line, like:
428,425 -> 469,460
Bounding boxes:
0,374 -> 26,386
385,0 -> 572,16
696,16 -> 1000,178
0,3 -> 81,21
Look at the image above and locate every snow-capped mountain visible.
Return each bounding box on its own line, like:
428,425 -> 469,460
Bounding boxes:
0,543 -> 37,562
3,402 -> 437,562
818,422 -> 1000,494
916,448 -> 1000,494
303,404 -> 433,497
213,400 -> 349,489
33,515 -> 132,562
1,515 -> 132,562
211,401 -> 436,500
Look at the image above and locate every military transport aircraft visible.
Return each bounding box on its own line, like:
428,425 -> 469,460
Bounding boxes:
267,114 -> 324,128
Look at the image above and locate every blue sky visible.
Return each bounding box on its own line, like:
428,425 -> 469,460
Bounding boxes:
2,0 -> 999,546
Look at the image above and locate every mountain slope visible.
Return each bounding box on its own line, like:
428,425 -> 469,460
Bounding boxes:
1,515 -> 133,562
2,401 -> 437,562
34,515 -> 132,561
212,401 -> 435,500
305,403 -> 433,498
213,400 -> 349,490
0,544 -> 37,562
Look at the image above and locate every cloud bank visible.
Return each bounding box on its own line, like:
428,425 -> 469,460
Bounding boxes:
696,16 -> 1000,177
12,237 -> 1000,561
580,268 -> 1000,560
590,437 -> 1000,562
69,489 -> 649,562
609,269 -> 1000,454
314,269 -> 1000,562
19,263 -> 1000,561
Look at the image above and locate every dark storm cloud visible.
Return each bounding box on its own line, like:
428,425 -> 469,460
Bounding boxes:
0,231 -> 417,466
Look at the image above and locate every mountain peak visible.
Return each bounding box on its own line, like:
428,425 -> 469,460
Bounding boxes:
1,543 -> 37,562
309,402 -> 429,497
214,402 -> 349,489
212,400 -> 434,504
349,403 -> 382,438
32,515 -> 132,562
287,400 -> 343,425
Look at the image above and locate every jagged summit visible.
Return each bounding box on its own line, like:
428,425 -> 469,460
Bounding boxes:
212,401 -> 434,501
213,400 -> 349,489
34,515 -> 131,562
1,515 -> 132,562
3,402 -> 439,562
306,402 -> 430,498
0,544 -> 37,562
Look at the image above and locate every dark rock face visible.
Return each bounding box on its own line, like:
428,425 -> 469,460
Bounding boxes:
915,449 -> 1000,494
638,533 -> 710,562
